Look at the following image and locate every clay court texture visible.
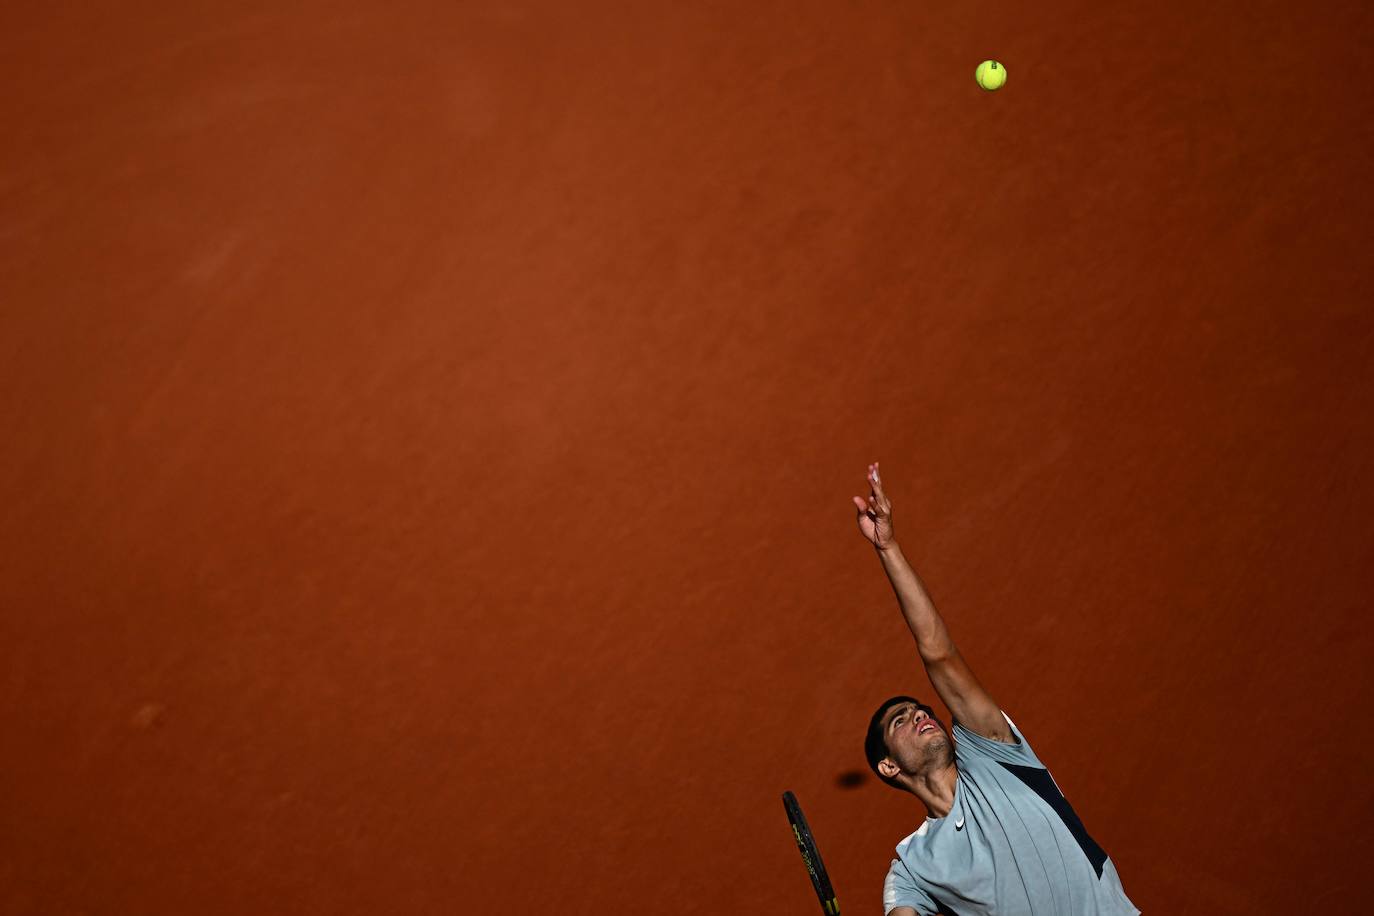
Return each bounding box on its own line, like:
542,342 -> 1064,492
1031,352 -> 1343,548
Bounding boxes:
2,1 -> 1371,913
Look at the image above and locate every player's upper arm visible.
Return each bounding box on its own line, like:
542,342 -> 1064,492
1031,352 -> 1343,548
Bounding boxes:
886,908 -> 919,916
924,647 -> 1015,742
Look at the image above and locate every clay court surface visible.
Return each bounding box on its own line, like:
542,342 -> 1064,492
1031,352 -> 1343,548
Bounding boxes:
3,1 -> 1372,912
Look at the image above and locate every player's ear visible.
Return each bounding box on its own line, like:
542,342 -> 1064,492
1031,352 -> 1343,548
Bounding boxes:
877,757 -> 900,779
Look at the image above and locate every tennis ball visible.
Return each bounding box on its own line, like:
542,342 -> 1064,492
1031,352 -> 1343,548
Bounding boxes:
975,59 -> 1007,92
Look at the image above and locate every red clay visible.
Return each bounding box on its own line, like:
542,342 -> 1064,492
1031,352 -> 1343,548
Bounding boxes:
2,2 -> 1371,913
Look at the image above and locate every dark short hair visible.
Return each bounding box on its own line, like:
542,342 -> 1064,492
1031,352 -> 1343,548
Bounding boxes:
865,695 -> 936,791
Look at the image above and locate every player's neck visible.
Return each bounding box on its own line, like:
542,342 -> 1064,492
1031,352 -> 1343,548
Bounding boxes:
910,762 -> 958,819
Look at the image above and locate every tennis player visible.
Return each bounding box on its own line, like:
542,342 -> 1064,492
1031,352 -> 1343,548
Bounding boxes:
855,462 -> 1140,915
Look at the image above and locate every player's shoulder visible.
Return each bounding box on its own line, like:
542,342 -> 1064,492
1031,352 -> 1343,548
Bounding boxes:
890,821 -> 931,859
953,709 -> 1026,743
883,850 -> 935,913
953,710 -> 1046,766
953,708 -> 1020,744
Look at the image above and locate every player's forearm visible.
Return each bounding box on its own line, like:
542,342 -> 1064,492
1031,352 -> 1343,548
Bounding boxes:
876,542 -> 956,662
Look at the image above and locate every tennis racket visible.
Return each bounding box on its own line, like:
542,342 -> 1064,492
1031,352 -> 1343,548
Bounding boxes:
781,790 -> 840,915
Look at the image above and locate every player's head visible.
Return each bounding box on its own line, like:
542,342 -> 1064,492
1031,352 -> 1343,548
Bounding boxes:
865,695 -> 952,792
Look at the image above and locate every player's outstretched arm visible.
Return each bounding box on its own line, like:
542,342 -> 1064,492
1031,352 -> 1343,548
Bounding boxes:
853,463 -> 1013,743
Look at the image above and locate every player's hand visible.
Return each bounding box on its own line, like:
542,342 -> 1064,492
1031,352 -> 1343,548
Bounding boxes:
853,462 -> 896,550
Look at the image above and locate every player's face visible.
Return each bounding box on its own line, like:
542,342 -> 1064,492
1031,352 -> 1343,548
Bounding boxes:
883,701 -> 949,768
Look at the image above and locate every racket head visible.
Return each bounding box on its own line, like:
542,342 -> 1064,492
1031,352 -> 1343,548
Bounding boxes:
782,790 -> 840,915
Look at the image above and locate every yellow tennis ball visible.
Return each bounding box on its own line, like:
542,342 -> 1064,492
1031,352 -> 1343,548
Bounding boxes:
975,59 -> 1007,92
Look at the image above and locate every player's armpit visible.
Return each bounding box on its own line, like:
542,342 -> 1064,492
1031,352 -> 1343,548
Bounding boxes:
923,648 -> 1015,743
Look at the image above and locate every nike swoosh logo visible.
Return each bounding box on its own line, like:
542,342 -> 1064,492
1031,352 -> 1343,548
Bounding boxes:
955,817 -> 965,830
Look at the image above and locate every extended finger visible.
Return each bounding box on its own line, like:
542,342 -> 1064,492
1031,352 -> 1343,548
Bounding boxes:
869,463 -> 888,501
